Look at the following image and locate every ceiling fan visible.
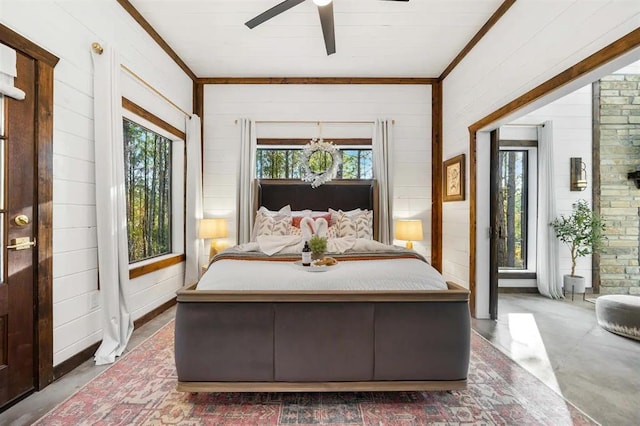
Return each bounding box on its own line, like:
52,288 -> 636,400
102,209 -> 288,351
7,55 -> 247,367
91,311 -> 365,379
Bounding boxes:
245,0 -> 410,56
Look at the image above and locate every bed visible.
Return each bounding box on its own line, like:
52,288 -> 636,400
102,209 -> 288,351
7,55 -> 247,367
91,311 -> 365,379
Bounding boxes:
175,179 -> 470,392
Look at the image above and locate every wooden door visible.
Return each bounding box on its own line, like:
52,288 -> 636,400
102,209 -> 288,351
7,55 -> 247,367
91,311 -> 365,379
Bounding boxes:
489,129 -> 499,320
0,51 -> 37,408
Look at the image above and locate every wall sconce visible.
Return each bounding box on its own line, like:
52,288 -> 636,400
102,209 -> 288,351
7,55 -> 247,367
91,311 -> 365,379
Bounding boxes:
395,219 -> 423,249
628,167 -> 640,189
199,218 -> 228,261
570,157 -> 587,191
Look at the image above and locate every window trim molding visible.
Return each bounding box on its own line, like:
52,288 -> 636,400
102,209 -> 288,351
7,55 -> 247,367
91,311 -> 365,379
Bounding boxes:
129,253 -> 185,279
122,97 -> 185,140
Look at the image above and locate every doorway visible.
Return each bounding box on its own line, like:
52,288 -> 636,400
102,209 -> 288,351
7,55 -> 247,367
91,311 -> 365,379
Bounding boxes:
0,26 -> 57,409
489,129 -> 539,319
0,51 -> 39,408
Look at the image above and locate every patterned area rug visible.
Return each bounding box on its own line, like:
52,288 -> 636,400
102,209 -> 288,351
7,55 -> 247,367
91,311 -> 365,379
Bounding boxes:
35,322 -> 595,425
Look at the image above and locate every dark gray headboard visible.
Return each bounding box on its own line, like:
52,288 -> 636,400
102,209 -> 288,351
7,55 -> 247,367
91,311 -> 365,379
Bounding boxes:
253,179 -> 379,240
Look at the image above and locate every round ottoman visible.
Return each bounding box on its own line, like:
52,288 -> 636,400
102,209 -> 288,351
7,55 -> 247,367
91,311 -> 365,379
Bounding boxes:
596,295 -> 640,341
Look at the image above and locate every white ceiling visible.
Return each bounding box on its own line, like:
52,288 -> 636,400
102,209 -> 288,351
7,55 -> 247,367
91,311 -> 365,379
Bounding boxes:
128,0 -> 504,78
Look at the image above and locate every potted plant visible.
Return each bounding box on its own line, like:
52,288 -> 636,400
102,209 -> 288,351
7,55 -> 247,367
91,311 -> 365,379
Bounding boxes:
551,199 -> 605,294
308,235 -> 327,261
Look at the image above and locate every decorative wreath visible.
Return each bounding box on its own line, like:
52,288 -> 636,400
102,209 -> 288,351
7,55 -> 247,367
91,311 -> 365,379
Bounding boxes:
301,138 -> 342,188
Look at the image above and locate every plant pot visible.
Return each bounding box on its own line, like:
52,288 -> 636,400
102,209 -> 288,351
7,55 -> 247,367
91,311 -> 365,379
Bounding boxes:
311,252 -> 325,261
563,274 -> 586,294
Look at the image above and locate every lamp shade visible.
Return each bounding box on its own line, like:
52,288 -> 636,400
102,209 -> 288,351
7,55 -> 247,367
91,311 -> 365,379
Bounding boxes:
395,219 -> 423,241
198,218 -> 228,239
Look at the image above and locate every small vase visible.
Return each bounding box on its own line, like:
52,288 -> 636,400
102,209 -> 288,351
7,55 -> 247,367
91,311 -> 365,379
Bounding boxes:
312,252 -> 325,261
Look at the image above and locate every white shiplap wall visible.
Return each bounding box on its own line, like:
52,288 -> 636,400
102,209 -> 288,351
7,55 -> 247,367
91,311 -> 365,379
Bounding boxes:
1,0 -> 193,364
203,84 -> 433,259
441,0 -> 640,317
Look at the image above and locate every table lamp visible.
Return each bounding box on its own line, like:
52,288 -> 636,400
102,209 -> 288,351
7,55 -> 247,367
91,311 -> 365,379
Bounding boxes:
395,219 -> 423,249
199,218 -> 228,261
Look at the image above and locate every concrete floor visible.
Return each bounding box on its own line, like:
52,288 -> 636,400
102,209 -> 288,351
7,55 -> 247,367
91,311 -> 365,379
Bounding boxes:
1,295 -> 639,425
473,293 -> 640,426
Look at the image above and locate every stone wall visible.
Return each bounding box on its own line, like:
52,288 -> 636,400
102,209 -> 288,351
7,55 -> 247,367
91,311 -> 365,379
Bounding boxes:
598,74 -> 640,295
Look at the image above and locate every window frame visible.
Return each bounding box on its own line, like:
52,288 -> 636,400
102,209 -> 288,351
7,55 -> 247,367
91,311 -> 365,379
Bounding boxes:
498,143 -> 538,276
255,138 -> 373,180
122,99 -> 186,279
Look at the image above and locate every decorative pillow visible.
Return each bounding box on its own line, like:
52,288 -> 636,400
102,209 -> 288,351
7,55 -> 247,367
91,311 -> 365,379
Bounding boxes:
292,213 -> 332,228
326,225 -> 339,239
252,205 -> 291,241
329,208 -> 361,226
289,224 -> 302,236
254,213 -> 291,237
336,210 -> 373,239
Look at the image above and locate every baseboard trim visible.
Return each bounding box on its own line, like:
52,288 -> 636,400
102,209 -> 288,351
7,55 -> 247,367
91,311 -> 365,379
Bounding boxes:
53,341 -> 101,380
133,297 -> 176,329
498,287 -> 539,294
52,297 -> 177,381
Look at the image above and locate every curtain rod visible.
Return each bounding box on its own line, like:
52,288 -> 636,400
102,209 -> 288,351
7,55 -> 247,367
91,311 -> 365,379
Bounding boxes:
235,119 -> 395,125
91,42 -> 191,118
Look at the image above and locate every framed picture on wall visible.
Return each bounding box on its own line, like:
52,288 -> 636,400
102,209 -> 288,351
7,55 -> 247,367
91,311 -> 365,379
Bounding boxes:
443,154 -> 465,202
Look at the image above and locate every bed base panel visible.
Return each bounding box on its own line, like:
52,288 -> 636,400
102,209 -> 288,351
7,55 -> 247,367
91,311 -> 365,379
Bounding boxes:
175,283 -> 470,391
177,380 -> 467,393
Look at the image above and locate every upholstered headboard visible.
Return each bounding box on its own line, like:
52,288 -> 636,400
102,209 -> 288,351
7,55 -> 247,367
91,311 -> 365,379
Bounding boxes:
253,179 -> 379,240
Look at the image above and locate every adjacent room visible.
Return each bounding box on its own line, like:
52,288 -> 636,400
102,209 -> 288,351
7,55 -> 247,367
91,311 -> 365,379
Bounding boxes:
0,0 -> 639,424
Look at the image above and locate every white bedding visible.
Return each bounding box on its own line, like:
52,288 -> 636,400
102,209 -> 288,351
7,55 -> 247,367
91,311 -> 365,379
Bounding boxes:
197,257 -> 448,291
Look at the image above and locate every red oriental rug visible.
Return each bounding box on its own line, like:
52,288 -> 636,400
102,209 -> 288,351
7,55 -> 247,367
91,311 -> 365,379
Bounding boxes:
35,322 -> 595,425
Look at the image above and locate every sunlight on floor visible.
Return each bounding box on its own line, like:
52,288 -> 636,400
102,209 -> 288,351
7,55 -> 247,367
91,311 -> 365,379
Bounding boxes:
507,313 -> 562,395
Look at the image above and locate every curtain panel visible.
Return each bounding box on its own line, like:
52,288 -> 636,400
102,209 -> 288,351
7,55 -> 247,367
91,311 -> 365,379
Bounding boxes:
184,115 -> 204,284
373,119 -> 394,244
91,45 -> 134,365
536,121 -> 562,299
238,118 -> 256,244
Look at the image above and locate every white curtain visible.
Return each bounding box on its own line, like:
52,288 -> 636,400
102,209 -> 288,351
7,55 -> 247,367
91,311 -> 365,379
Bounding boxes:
536,121 -> 562,298
184,115 -> 204,284
373,119 -> 393,244
91,46 -> 134,365
238,118 -> 256,244
0,43 -> 25,100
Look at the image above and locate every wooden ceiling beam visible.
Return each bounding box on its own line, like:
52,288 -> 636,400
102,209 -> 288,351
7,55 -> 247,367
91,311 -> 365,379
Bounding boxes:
116,0 -> 197,82
197,77 -> 437,85
439,0 -> 517,81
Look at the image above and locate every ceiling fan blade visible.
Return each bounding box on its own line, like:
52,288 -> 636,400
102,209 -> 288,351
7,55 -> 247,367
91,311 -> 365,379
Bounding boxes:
245,0 -> 306,29
317,2 -> 336,55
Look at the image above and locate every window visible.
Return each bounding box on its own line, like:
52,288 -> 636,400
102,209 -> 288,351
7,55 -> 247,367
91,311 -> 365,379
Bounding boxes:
497,150 -> 528,269
123,118 -> 174,263
256,140 -> 373,179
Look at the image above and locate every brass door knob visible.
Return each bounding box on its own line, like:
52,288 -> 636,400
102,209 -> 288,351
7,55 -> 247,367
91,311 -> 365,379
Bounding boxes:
14,214 -> 30,226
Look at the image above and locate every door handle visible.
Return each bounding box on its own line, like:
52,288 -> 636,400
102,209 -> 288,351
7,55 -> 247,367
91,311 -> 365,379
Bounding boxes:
7,237 -> 36,250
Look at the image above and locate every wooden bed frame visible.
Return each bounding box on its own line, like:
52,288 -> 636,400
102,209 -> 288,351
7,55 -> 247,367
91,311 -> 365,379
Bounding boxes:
174,179 -> 470,392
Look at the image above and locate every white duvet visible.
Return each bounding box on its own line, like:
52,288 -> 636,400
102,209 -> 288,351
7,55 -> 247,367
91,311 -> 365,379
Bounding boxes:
197,238 -> 448,291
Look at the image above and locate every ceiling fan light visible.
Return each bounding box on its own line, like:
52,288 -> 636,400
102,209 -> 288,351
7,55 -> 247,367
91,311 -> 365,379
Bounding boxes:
313,0 -> 332,6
